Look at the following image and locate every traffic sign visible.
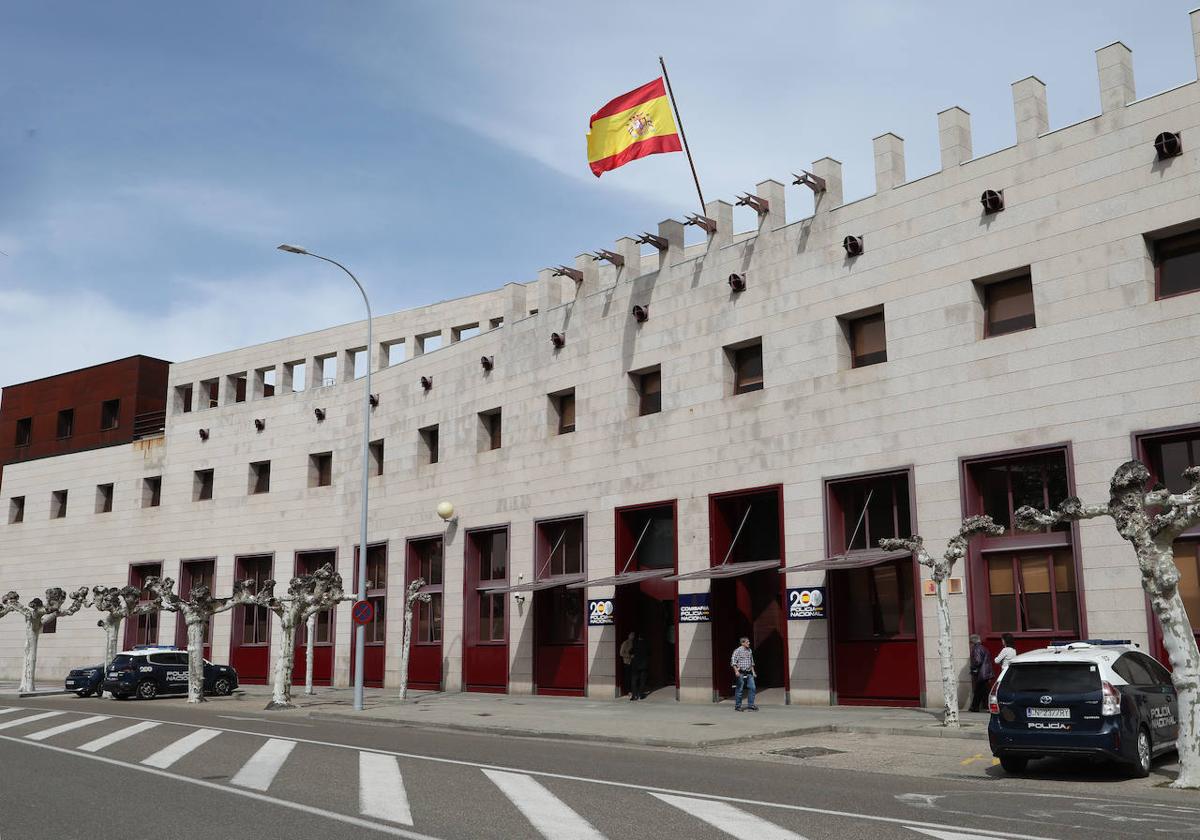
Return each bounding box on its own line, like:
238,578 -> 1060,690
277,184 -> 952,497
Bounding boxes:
351,599 -> 374,625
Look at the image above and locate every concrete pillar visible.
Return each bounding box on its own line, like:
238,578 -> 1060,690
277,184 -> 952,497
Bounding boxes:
370,339 -> 387,373
704,199 -> 733,248
279,364 -> 294,393
657,219 -> 685,268
339,348 -> 356,384
873,133 -> 905,192
1096,41 -> 1135,114
614,236 -> 641,276
574,253 -> 600,288
537,267 -> 562,312
756,179 -> 787,229
218,373 -> 235,406
305,355 -> 324,387
1192,8 -> 1200,80
937,107 -> 972,169
1012,76 -> 1049,144
811,157 -> 843,211
503,282 -> 527,324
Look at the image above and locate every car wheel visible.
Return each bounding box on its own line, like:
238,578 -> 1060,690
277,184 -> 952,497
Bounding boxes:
999,755 -> 1028,773
136,681 -> 158,701
1131,728 -> 1152,778
76,689 -> 92,698
213,677 -> 232,696
113,693 -> 129,701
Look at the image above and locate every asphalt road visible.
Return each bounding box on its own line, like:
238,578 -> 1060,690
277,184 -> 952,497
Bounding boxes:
1,694 -> 1197,840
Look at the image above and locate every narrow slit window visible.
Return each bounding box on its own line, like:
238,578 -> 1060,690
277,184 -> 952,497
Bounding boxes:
369,439 -> 385,476
479,409 -> 502,451
14,417 -> 32,447
51,489 -> 68,519
96,483 -> 114,514
57,408 -> 74,439
636,367 -> 662,415
420,425 -> 440,465
100,399 -> 121,430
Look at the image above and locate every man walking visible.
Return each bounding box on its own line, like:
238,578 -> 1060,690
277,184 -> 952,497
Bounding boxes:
731,636 -> 758,711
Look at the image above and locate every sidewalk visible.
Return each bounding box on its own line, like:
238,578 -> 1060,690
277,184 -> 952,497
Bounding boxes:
233,685 -> 991,749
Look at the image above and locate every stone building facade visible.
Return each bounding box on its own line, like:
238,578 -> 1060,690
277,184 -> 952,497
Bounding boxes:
3,14 -> 1200,707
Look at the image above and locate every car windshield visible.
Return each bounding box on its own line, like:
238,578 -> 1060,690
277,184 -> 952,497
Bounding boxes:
109,655 -> 137,668
1003,663 -> 1099,693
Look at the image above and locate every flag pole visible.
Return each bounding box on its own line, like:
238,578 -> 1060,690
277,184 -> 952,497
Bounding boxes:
659,56 -> 706,215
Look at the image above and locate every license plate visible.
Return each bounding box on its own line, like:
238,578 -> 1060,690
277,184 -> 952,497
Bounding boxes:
1027,707 -> 1070,719
65,680 -> 76,686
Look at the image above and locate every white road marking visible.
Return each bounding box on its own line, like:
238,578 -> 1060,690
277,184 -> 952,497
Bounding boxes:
141,727 -> 220,768
231,738 -> 296,791
0,708 -> 19,715
359,751 -> 413,825
79,720 -> 160,752
218,715 -> 312,727
483,770 -> 605,840
0,711 -> 63,731
25,714 -> 109,741
9,705 -> 1058,840
1,734 -> 441,839
908,829 -> 1025,840
653,793 -> 807,839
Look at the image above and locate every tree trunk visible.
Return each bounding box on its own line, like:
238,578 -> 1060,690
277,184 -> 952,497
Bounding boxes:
266,613 -> 297,710
103,617 -> 122,673
1149,572 -> 1200,788
185,618 -> 208,704
934,577 -> 960,728
399,601 -> 415,701
20,620 -> 40,693
304,614 -> 315,696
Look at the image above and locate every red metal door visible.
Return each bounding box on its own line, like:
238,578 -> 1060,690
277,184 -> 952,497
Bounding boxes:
406,537 -> 444,691
463,527 -> 509,693
175,559 -> 214,659
350,544 -> 387,688
230,555 -> 272,684
125,563 -> 162,649
293,550 -> 336,686
830,559 -> 921,706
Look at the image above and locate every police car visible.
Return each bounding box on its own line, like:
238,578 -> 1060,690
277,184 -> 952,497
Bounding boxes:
988,640 -> 1178,777
101,646 -> 239,700
64,664 -> 105,697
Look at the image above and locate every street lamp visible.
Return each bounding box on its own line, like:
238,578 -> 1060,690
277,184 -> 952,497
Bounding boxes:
277,243 -> 373,712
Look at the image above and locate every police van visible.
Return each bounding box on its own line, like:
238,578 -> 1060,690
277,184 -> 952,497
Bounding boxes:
988,640 -> 1178,777
101,646 -> 239,700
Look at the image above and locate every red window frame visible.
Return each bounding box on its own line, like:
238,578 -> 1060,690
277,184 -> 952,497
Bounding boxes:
295,549 -> 337,647
126,562 -> 163,648
174,558 -> 216,650
467,527 -> 509,645
407,537 -> 443,645
354,543 -> 389,646
234,554 -> 273,647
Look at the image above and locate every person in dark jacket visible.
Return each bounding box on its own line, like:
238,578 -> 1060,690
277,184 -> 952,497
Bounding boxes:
968,633 -> 995,712
629,633 -> 650,701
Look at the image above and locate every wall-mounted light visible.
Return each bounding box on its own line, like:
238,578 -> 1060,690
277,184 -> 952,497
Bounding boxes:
980,189 -> 1005,214
842,235 -> 864,257
369,394 -> 379,408
314,408 -> 326,422
436,500 -> 458,525
254,418 -> 266,432
728,273 -> 747,292
550,332 -> 565,349
1154,131 -> 1182,160
420,375 -> 433,392
198,428 -> 210,442
631,305 -> 649,323
480,355 -> 494,372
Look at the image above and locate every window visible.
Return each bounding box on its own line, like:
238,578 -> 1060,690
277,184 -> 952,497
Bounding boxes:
983,273 -> 1036,337
417,332 -> 443,354
408,538 -> 443,644
986,551 -> 1079,633
535,517 -> 586,646
227,373 -> 247,403
551,389 -> 576,434
419,425 -> 440,465
9,496 -> 25,524
318,355 -> 337,386
369,439 -> 385,476
194,469 -> 214,502
200,378 -> 219,409
479,408 -> 502,451
827,471 -> 912,554
847,310 -> 887,367
489,316 -> 504,330
14,417 -> 31,447
51,489 -> 68,519
249,461 -> 270,495
255,367 -> 276,398
382,341 -> 405,367
100,399 -> 121,430
285,360 -> 306,392
635,367 -> 662,415
451,323 -> 480,342
1153,227 -> 1200,299
142,476 -> 162,508
95,483 -> 114,514
175,384 -> 194,414
362,544 -> 388,645
235,555 -> 272,645
537,516 -> 585,578
56,409 -> 74,439
841,562 -> 916,639
309,452 -> 332,487
972,454 -> 1069,532
350,348 -> 368,380
728,340 -> 763,394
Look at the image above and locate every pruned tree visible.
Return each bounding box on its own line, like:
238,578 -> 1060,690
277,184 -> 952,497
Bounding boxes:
91,585 -> 161,673
261,563 -> 347,710
143,575 -> 263,703
880,515 -> 1004,728
1015,459 -> 1200,788
1,586 -> 89,692
398,577 -> 431,701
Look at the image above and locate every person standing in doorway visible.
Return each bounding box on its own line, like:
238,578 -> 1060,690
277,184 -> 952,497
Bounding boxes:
994,632 -> 1017,674
968,633 -> 994,712
731,636 -> 758,711
630,632 -> 650,701
619,631 -> 635,699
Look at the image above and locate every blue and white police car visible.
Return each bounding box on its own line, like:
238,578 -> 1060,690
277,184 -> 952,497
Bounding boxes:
101,646 -> 239,700
988,640 -> 1178,777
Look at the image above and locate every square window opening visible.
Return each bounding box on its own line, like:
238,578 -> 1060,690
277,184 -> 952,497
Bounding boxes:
142,477 -> 162,508
479,408 -> 502,451
309,452 -> 333,487
95,483 -> 114,514
980,271 -> 1036,338
175,384 -> 194,414
100,398 -> 121,429
844,310 -> 887,368
249,461 -> 270,495
14,417 -> 32,447
369,439 -> 385,476
51,489 -> 68,519
633,366 -> 662,415
200,379 -> 219,409
57,408 -> 74,439
284,360 -> 306,393
8,496 -> 25,524
194,469 -> 214,502
726,340 -> 763,394
419,424 -> 440,465
550,389 -> 576,435
1152,226 -> 1200,299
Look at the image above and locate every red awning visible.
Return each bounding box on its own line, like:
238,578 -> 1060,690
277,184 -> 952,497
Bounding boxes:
482,573 -> 587,594
779,548 -> 909,573
565,569 -> 673,589
664,559 -> 781,582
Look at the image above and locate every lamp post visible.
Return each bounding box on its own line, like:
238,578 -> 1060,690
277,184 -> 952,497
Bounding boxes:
277,244 -> 372,711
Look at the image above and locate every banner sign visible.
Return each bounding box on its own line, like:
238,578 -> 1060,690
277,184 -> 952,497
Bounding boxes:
787,587 -> 826,620
587,599 -> 615,626
678,592 -> 711,623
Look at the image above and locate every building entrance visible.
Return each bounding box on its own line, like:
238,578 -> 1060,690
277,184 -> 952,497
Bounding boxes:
406,536 -> 444,691
612,503 -> 676,697
293,549 -> 336,687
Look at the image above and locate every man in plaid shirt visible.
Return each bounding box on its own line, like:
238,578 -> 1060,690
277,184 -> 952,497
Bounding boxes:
730,636 -> 758,711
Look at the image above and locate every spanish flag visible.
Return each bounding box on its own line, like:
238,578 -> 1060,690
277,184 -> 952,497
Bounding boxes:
586,78 -> 682,177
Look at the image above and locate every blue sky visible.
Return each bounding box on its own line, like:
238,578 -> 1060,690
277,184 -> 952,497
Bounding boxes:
2,1 -> 1198,389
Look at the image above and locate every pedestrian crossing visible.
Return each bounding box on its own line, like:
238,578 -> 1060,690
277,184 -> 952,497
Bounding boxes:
0,706 -> 1048,840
